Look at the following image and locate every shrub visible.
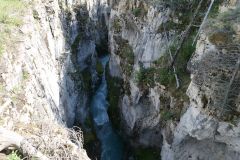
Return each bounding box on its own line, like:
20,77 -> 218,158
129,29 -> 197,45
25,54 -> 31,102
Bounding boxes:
7,151 -> 21,160
22,70 -> 29,80
132,8 -> 142,17
134,147 -> 160,160
156,68 -> 175,86
161,110 -> 174,121
115,37 -> 134,77
112,17 -> 122,33
135,65 -> 156,89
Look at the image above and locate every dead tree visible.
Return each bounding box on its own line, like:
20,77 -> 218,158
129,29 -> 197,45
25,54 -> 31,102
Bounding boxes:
221,56 -> 240,115
192,0 -> 216,45
163,27 -> 180,89
192,43 -> 240,118
170,0 -> 204,68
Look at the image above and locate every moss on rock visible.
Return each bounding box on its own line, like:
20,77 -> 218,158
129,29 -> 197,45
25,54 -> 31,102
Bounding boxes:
112,16 -> 122,34
106,65 -> 123,130
133,147 -> 160,160
114,36 -> 134,77
96,60 -> 104,75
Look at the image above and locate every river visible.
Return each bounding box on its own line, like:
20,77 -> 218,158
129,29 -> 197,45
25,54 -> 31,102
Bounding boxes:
91,56 -> 123,160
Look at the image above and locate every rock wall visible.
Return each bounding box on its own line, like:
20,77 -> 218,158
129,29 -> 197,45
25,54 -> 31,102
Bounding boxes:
108,0 -> 240,159
0,0 -> 92,158
162,1 -> 240,159
108,0 -> 184,148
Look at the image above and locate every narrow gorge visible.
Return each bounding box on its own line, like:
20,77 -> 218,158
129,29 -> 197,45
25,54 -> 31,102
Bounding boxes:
0,0 -> 240,160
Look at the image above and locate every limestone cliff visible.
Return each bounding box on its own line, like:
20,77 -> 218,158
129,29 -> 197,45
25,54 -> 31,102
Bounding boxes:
162,1 -> 240,159
1,0 -> 240,159
108,0 -> 240,159
0,0 -> 91,159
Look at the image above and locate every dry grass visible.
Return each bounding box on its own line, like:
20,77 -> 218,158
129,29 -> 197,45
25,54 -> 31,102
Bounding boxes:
0,0 -> 26,57
0,96 -> 86,160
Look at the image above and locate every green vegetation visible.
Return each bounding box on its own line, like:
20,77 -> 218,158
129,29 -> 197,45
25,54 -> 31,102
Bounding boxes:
115,37 -> 134,77
0,83 -> 4,92
22,70 -> 30,80
134,147 -> 160,160
159,95 -> 183,123
157,20 -> 177,32
161,110 -> 175,121
0,44 -> 3,57
32,9 -> 40,20
84,131 -> 97,145
174,34 -> 196,74
0,0 -> 25,57
156,68 -> 175,86
96,60 -> 104,75
131,1 -> 147,18
208,0 -> 224,18
81,69 -> 92,91
112,17 -> 122,33
132,8 -> 142,17
0,0 -> 24,26
160,107 -> 182,123
135,64 -> 156,89
84,116 -> 93,128
7,151 -> 21,160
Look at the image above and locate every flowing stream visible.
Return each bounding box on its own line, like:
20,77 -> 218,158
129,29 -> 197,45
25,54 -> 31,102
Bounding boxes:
91,56 -> 123,160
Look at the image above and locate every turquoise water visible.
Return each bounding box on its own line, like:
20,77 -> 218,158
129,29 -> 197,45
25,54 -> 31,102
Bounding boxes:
91,56 -> 123,160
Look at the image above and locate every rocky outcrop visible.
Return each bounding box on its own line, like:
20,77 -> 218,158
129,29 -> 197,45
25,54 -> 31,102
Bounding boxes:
108,0 -> 187,148
0,0 -> 91,159
108,0 -> 240,159
1,0 -> 240,159
161,1 -> 240,159
108,0 -> 167,147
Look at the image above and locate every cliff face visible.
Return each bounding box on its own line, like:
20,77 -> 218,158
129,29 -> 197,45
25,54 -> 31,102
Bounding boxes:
108,0 -> 240,159
0,0 -> 91,159
162,1 -> 240,159
1,0 -> 240,159
109,0 -> 171,147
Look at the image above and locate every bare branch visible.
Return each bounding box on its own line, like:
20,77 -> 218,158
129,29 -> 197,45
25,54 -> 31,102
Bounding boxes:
163,27 -> 180,89
170,0 -> 204,68
192,0 -> 215,45
221,57 -> 240,115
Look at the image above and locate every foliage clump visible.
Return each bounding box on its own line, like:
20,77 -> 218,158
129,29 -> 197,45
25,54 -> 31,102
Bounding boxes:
7,151 -> 21,160
115,37 -> 135,77
132,8 -> 146,17
112,17 -> 122,33
135,64 -> 156,89
133,147 -> 160,160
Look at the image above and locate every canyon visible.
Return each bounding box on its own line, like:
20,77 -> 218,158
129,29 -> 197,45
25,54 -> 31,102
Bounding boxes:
0,0 -> 240,160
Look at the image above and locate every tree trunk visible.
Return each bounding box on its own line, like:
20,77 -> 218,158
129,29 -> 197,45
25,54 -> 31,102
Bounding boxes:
163,28 -> 180,89
192,0 -> 215,45
170,0 -> 204,68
